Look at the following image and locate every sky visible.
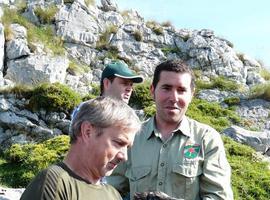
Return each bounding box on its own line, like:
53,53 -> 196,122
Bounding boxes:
98,0 -> 270,69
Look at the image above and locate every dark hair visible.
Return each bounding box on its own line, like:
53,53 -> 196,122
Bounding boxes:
100,76 -> 116,95
152,59 -> 195,90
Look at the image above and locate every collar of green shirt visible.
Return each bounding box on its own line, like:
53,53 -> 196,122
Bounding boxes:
145,116 -> 191,139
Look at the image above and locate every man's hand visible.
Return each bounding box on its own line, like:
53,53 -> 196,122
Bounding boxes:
134,191 -> 179,200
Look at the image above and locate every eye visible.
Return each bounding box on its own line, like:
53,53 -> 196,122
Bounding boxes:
161,85 -> 171,91
113,140 -> 125,147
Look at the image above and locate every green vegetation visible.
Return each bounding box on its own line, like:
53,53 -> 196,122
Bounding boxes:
146,20 -> 164,35
224,136 -> 270,200
260,68 -> 270,81
161,21 -> 172,27
130,81 -> 153,109
29,82 -> 81,114
196,76 -> 240,92
133,30 -> 143,42
67,60 -> 90,75
96,25 -> 118,50
34,5 -> 58,24
161,46 -> 179,56
249,83 -> 270,101
0,84 -> 33,98
1,135 -> 69,187
81,83 -> 100,101
187,98 -> 241,132
85,0 -> 96,7
223,97 -> 241,106
1,7 -> 64,55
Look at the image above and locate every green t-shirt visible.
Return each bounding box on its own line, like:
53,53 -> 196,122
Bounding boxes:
20,162 -> 122,200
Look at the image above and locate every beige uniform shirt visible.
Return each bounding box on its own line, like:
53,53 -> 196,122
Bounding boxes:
107,116 -> 233,200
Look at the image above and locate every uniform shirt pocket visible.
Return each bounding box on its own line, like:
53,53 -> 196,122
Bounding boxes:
126,166 -> 151,194
171,162 -> 202,200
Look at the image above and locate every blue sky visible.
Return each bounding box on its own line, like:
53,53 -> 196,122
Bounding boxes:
99,0 -> 270,69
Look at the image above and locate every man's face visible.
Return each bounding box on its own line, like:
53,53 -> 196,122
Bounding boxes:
104,77 -> 134,103
87,125 -> 136,179
151,71 -> 194,126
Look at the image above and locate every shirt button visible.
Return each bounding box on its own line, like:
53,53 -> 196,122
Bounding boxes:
159,182 -> 163,185
160,163 -> 164,167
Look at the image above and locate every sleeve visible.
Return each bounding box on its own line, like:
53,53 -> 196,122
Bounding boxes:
20,169 -> 57,200
20,166 -> 68,200
106,160 -> 130,196
200,129 -> 234,200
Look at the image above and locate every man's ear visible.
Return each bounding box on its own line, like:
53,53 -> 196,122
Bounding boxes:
150,84 -> 155,99
80,121 -> 94,141
103,78 -> 111,91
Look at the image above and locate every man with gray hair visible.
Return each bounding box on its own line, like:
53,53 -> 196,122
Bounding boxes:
20,97 -> 141,200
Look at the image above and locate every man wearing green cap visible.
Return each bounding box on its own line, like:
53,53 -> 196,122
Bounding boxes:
101,60 -> 143,103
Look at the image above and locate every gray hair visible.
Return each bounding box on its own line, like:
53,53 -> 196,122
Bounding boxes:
69,96 -> 141,143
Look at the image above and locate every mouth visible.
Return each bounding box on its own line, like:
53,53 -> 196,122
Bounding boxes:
107,162 -> 118,170
165,106 -> 179,111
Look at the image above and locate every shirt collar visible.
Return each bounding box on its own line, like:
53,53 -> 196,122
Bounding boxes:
146,116 -> 191,139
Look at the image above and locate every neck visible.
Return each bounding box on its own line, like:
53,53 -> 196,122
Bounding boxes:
155,117 -> 181,138
64,147 -> 100,184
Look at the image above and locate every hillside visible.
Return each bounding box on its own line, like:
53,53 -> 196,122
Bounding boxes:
0,0 -> 270,199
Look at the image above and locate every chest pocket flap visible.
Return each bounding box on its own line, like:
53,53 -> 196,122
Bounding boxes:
126,166 -> 151,181
172,164 -> 202,178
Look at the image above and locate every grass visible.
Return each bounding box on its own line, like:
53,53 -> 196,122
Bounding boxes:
96,25 -> 118,50
195,76 -> 240,92
187,98 -> 241,132
34,5 -> 58,24
224,136 -> 270,200
67,59 -> 90,76
2,7 -> 64,55
260,68 -> 270,81
146,20 -> 164,35
249,83 -> 270,101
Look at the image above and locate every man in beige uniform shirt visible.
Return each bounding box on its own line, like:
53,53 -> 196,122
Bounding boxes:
20,97 -> 141,200
107,59 -> 233,200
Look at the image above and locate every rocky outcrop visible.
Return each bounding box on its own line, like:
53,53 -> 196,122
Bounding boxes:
223,125 -> 270,155
0,0 -> 267,93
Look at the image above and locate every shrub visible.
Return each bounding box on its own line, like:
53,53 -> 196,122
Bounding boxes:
2,135 -> 70,187
67,60 -> 90,76
223,97 -> 241,106
81,83 -> 100,101
96,25 -> 118,50
260,68 -> 270,81
129,81 -> 153,109
195,76 -> 239,92
161,46 -> 179,56
144,104 -> 156,118
85,0 -> 96,6
187,98 -> 241,132
29,82 -> 81,115
223,136 -> 270,200
212,76 -> 239,91
146,20 -> 164,35
2,8 -> 64,55
133,30 -> 143,42
0,84 -> 33,98
161,21 -> 172,27
34,5 -> 58,24
249,83 -> 270,101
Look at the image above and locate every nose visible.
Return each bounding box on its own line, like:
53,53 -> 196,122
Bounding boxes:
126,84 -> 133,92
117,147 -> 128,162
169,90 -> 178,102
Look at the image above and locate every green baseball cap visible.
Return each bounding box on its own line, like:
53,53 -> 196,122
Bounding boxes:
101,60 -> 143,83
